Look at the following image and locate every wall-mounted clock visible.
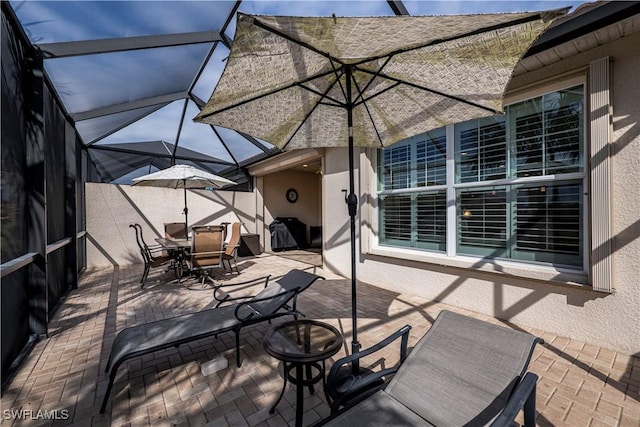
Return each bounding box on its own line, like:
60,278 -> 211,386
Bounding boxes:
286,188 -> 298,203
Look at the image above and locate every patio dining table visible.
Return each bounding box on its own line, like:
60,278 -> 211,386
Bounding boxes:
155,237 -> 191,280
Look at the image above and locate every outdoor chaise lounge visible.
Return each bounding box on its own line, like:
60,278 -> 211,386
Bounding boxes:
100,269 -> 324,413
321,310 -> 543,427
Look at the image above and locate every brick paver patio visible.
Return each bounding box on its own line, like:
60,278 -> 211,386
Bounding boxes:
1,253 -> 638,426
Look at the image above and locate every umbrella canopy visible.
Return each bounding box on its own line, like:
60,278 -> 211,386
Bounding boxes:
195,10 -> 565,366
132,164 -> 236,237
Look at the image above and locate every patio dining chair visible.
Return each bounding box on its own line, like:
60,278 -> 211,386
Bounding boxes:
130,224 -> 172,287
222,222 -> 242,274
190,225 -> 225,285
164,221 -> 187,239
320,310 -> 543,427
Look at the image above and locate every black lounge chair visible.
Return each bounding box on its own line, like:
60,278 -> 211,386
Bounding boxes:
100,269 -> 324,413
321,310 -> 543,427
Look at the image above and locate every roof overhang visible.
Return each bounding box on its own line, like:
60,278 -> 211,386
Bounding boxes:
248,149 -> 324,177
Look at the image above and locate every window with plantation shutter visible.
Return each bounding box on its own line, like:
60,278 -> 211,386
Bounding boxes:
378,84 -> 585,270
380,194 -> 412,244
458,188 -> 507,256
456,118 -> 506,183
513,182 -> 582,266
416,192 -> 446,251
510,86 -> 583,177
379,129 -> 447,251
382,144 -> 410,190
416,135 -> 446,186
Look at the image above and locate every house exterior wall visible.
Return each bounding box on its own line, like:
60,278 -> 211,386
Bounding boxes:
85,182 -> 256,268
322,148 -> 361,274
322,31 -> 640,353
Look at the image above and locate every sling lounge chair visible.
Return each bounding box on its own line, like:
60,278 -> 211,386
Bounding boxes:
100,268 -> 324,413
321,310 -> 543,427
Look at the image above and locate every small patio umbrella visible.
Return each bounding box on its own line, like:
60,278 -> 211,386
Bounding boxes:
132,164 -> 236,238
194,10 -> 565,369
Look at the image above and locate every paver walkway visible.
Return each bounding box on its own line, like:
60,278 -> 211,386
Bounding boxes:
1,253 -> 638,426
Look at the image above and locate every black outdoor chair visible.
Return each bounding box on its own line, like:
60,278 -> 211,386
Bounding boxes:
130,223 -> 172,287
320,310 -> 543,427
100,268 -> 324,413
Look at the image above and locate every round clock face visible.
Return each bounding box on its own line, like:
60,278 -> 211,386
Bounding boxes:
286,188 -> 298,203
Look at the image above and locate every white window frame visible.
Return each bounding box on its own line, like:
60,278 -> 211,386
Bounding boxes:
370,75 -> 592,286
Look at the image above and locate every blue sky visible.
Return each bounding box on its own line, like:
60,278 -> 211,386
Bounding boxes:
228,1 -> 587,41
237,1 -> 587,16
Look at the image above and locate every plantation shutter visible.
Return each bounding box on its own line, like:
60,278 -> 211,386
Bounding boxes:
381,195 -> 412,243
589,57 -> 613,293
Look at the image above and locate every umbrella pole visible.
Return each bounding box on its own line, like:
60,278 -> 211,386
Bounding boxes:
183,181 -> 189,238
346,66 -> 361,373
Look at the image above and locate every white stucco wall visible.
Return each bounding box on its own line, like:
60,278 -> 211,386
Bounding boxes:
321,32 -> 640,354
85,183 -> 257,268
322,147 -> 363,275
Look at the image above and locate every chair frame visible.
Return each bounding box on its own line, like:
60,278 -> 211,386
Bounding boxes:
130,223 -> 172,287
222,222 -> 242,274
100,269 -> 324,414
325,325 -> 412,414
190,225 -> 225,284
319,310 -> 543,427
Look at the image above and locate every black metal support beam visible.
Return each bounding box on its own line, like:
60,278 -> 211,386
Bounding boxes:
74,91 -> 187,123
38,31 -> 223,58
86,143 -> 234,166
387,0 -> 410,16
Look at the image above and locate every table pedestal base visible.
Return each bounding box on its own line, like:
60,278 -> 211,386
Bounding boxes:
270,360 -> 325,427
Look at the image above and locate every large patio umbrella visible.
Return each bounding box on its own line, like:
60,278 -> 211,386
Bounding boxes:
132,164 -> 236,238
194,10 -> 565,369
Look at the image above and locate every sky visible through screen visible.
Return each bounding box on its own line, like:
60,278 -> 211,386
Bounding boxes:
10,0 -> 590,182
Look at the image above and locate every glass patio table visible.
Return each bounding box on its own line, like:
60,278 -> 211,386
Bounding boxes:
263,319 -> 343,427
155,237 -> 191,280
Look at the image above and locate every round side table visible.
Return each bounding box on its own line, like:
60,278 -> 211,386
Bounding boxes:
263,319 -> 343,427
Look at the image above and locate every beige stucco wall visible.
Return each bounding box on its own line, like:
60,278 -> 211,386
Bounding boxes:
322,148 -> 362,275
85,182 -> 257,268
321,33 -> 640,354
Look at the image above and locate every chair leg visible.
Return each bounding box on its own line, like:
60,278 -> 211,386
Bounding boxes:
100,370 -> 117,413
141,265 -> 150,289
235,330 -> 242,367
199,271 -> 216,286
233,260 -> 239,274
523,382 -> 537,427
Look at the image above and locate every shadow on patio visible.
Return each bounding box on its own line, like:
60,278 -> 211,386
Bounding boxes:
1,254 -> 638,426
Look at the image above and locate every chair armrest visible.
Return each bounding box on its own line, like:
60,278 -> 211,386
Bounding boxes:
213,275 -> 271,307
146,246 -> 166,255
325,324 -> 412,411
489,372 -> 539,427
233,288 -> 297,322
